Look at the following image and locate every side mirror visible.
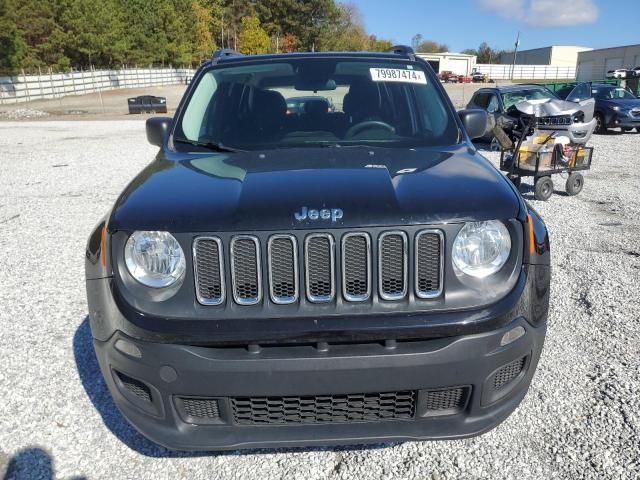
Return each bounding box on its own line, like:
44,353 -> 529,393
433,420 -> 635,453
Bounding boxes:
457,109 -> 488,140
146,116 -> 172,147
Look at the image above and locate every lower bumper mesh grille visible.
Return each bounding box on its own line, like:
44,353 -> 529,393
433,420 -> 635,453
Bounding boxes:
115,371 -> 152,403
422,387 -> 469,415
231,390 -> 416,425
494,357 -> 526,389
180,397 -> 221,419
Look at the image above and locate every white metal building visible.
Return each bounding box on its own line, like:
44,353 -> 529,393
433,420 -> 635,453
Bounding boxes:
416,53 -> 476,76
500,46 -> 592,67
576,44 -> 640,81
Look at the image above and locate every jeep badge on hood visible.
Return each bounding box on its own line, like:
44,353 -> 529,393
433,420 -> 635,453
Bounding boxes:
294,207 -> 344,222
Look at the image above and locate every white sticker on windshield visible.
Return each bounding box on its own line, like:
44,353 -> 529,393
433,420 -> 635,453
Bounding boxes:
370,68 -> 427,84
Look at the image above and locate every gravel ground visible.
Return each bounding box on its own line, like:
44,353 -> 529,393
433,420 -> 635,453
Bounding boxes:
0,109 -> 50,120
0,120 -> 639,479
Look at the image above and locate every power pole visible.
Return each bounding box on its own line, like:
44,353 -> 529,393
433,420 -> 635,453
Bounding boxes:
221,15 -> 224,48
511,32 -> 520,80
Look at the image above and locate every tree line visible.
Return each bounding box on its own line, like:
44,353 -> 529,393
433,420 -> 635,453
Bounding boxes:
0,0 -> 511,74
0,0 -> 395,73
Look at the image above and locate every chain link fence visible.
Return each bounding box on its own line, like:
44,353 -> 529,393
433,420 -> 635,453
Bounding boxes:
475,64 -> 577,80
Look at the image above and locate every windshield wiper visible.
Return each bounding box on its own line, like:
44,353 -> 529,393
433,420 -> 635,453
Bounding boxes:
174,138 -> 243,152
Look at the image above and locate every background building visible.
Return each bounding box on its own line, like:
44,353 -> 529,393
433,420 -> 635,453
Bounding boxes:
416,52 -> 476,76
500,46 -> 592,67
577,44 -> 640,81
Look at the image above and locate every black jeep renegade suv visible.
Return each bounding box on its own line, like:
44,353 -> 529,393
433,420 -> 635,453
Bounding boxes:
85,47 -> 550,451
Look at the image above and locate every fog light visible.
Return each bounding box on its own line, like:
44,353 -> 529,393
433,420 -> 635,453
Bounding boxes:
115,339 -> 142,358
500,326 -> 525,346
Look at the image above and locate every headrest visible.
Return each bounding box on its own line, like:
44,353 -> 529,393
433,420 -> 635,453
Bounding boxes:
348,80 -> 380,106
250,89 -> 286,117
344,80 -> 381,115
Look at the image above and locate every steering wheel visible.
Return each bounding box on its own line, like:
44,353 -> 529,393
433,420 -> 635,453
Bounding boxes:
344,121 -> 395,139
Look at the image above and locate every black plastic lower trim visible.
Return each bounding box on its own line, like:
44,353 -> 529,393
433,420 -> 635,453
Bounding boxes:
92,316 -> 546,451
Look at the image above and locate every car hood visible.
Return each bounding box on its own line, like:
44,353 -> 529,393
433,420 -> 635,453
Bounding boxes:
109,146 -> 521,233
515,97 -> 595,121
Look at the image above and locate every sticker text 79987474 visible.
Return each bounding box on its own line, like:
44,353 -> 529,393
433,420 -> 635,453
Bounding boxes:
369,68 -> 427,85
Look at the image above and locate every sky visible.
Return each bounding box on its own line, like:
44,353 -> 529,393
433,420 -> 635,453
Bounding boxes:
351,0 -> 640,53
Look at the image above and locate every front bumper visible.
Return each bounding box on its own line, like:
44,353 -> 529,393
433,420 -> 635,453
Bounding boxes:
93,316 -> 546,451
537,119 -> 596,144
609,114 -> 640,128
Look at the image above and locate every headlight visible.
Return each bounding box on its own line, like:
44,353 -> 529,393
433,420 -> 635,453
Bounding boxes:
124,231 -> 186,288
572,111 -> 584,123
452,221 -> 511,278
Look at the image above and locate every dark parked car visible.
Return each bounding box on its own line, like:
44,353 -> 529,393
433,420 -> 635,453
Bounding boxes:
86,47 -> 550,451
556,83 -> 640,133
285,95 -> 335,116
127,95 -> 167,114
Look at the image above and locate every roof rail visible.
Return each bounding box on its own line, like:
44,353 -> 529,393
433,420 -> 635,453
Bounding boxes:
211,48 -> 243,63
388,45 -> 415,59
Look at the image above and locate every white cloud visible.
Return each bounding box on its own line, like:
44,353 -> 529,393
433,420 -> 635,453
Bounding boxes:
478,0 -> 599,27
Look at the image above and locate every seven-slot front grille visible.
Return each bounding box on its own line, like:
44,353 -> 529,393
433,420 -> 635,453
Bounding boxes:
415,231 -> 443,298
268,235 -> 298,304
193,237 -> 225,305
342,233 -> 371,301
231,390 -> 416,425
230,236 -> 262,305
378,231 -> 408,300
194,229 -> 444,306
305,234 -> 335,302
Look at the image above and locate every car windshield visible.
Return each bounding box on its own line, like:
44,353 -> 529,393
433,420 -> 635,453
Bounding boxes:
502,87 -> 557,110
174,57 -> 459,151
593,87 -> 637,100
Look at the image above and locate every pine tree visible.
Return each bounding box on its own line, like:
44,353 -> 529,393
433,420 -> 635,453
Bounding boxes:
192,1 -> 214,62
0,0 -> 26,72
238,16 -> 269,55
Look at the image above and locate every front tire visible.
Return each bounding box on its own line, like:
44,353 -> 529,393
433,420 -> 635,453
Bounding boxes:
490,137 -> 501,152
594,113 -> 606,134
565,172 -> 584,196
534,176 -> 554,201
